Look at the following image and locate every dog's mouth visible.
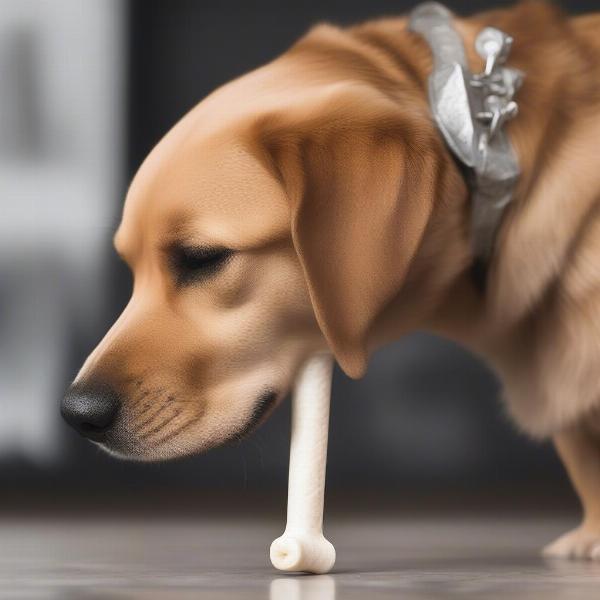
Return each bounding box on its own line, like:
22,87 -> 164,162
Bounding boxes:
94,387 -> 281,460
227,389 -> 280,443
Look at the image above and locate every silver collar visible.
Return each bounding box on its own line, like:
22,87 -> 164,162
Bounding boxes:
408,2 -> 524,266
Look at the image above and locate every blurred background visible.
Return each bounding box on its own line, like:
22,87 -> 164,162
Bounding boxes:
0,0 -> 594,515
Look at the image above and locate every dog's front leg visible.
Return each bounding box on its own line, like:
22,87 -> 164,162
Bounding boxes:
544,419 -> 600,560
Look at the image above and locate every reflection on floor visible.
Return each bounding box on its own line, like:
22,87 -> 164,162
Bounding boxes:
2,514 -> 600,599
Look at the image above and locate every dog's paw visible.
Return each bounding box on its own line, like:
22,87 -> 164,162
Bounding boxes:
543,524 -> 600,560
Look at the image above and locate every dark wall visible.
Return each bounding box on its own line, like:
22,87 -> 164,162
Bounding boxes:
51,0 -> 595,497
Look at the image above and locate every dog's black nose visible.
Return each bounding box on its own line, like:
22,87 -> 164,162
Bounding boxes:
61,383 -> 120,441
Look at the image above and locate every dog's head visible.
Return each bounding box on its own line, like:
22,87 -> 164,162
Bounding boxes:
61,28 -> 462,460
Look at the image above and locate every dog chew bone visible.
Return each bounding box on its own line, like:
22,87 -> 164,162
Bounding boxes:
270,353 -> 336,574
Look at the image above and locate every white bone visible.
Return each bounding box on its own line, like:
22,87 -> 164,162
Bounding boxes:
270,353 -> 336,574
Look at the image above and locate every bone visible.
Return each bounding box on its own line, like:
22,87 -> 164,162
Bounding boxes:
270,353 -> 336,574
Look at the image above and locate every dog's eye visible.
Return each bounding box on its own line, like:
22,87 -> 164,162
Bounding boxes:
170,245 -> 234,286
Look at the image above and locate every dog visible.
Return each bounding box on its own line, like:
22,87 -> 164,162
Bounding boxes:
62,1 -> 600,559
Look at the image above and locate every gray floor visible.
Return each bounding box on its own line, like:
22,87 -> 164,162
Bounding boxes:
2,514 -> 600,599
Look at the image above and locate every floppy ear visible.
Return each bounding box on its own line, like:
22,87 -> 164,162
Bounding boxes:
258,87 -> 449,378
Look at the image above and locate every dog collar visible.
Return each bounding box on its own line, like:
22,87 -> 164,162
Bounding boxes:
409,2 -> 523,266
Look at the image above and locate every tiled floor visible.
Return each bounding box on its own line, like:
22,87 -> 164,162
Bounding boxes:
2,514 -> 600,599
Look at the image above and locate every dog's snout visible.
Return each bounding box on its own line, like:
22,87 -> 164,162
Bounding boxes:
61,382 -> 120,441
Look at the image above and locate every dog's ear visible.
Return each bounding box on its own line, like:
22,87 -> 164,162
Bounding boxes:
257,86 -> 450,378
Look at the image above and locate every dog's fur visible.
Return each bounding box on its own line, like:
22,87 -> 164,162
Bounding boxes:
69,1 -> 600,558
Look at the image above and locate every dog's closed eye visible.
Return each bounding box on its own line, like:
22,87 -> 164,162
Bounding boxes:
169,244 -> 234,286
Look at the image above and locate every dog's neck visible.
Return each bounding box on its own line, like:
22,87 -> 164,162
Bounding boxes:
349,3 -> 600,355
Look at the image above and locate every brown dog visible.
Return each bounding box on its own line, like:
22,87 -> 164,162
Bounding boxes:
62,1 -> 600,559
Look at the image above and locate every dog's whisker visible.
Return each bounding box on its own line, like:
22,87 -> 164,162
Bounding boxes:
152,413 -> 204,447
133,402 -> 153,419
133,402 -> 173,436
131,389 -> 151,410
138,408 -> 182,441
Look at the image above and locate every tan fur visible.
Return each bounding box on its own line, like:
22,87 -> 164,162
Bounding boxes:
73,1 -> 600,557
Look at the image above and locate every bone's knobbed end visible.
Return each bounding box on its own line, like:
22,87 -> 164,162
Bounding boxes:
270,531 -> 336,574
